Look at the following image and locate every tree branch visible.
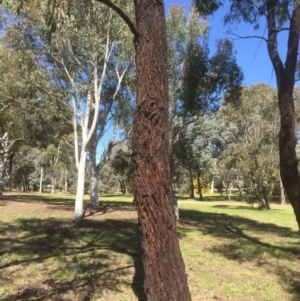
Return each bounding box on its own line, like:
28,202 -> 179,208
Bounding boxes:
95,0 -> 139,38
226,31 -> 267,42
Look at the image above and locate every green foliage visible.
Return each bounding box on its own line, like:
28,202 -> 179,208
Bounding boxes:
13,162 -> 35,190
166,6 -> 242,197
219,84 -> 280,206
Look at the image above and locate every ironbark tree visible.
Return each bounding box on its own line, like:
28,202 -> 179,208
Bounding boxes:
96,0 -> 192,299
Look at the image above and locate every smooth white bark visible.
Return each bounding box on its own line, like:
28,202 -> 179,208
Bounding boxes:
0,154 -> 8,198
74,149 -> 87,222
280,171 -> 286,205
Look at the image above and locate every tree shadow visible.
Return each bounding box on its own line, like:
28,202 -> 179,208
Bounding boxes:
0,217 -> 146,301
2,194 -> 74,204
177,194 -> 241,202
178,208 -> 300,300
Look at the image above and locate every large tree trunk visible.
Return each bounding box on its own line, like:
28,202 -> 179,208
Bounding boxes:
278,87 -> 300,226
132,0 -> 191,299
266,2 -> 300,231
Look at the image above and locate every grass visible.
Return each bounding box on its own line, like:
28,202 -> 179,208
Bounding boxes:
0,192 -> 299,300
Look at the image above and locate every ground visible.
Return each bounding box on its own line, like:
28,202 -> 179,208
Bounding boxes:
0,192 -> 299,301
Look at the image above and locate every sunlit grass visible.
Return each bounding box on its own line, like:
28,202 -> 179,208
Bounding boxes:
0,192 -> 299,300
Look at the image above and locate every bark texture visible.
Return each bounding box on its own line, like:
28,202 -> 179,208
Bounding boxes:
266,2 -> 300,231
132,0 -> 191,299
89,140 -> 100,207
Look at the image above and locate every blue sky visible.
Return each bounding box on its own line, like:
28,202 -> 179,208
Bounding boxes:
164,0 -> 294,89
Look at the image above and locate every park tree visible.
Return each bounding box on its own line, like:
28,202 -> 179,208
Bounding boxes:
0,15 -> 74,195
37,0 -> 134,219
96,0 -> 192,299
193,0 -> 300,231
3,0 -> 192,299
221,84 -> 280,208
110,144 -> 132,195
166,5 -> 242,202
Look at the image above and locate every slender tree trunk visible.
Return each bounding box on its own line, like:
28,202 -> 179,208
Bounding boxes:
171,183 -> 179,219
74,149 -> 87,222
197,171 -> 203,201
8,152 -> 14,191
189,168 -> 195,199
132,0 -> 191,299
89,144 -> 100,206
51,177 -> 55,193
39,167 -> 43,193
279,172 -> 286,205
119,179 -> 126,195
64,172 -> 68,193
223,181 -> 231,201
0,154 -> 8,197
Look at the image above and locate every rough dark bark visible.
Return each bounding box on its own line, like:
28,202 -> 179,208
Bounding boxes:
266,2 -> 300,231
131,0 -> 191,299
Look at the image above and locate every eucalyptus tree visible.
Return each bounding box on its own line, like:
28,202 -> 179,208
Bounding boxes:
32,0 -> 134,217
95,0 -> 192,297
12,146 -> 39,191
194,0 -> 300,231
110,143 -> 132,195
221,84 -> 280,208
0,40 -> 61,195
166,5 -> 207,204
166,5 -> 243,200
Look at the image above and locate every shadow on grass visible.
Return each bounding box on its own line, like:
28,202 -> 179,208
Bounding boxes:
178,208 -> 300,300
0,218 -> 145,301
177,194 -> 241,202
2,194 -> 136,210
3,194 -> 75,204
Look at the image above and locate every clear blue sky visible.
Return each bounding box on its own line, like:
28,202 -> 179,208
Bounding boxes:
164,0 -> 294,89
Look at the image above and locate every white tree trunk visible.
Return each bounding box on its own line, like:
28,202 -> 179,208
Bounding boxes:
280,172 -> 286,205
74,149 -> 87,222
64,170 -> 68,193
39,167 -> 43,193
211,180 -> 214,193
51,177 -> 55,194
171,184 -> 179,219
0,154 -> 8,198
89,162 -> 99,206
89,134 -> 100,206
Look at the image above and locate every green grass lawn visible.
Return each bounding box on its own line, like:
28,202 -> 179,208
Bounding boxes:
0,192 -> 299,300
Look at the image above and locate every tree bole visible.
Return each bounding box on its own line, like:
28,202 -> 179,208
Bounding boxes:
132,0 -> 191,299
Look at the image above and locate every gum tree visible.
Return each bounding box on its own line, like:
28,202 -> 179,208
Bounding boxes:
194,0 -> 300,231
96,1 -> 192,299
